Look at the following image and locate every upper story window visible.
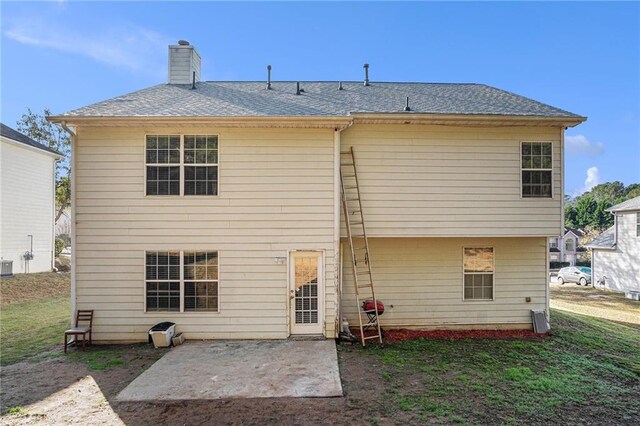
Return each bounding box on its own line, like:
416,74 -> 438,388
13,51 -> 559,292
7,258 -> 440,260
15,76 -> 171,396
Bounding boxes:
565,239 -> 574,251
550,239 -> 558,248
463,247 -> 494,301
146,135 -> 219,196
522,142 -> 552,198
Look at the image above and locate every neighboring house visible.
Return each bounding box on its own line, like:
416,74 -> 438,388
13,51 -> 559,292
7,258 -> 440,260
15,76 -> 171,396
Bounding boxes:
586,196 -> 640,293
55,209 -> 72,247
47,41 -> 585,342
0,123 -> 61,274
549,227 -> 586,265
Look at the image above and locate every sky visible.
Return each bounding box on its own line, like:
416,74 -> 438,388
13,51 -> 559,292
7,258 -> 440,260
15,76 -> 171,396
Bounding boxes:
1,1 -> 638,195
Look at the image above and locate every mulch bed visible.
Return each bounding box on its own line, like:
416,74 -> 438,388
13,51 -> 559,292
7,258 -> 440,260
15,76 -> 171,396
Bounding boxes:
383,328 -> 548,343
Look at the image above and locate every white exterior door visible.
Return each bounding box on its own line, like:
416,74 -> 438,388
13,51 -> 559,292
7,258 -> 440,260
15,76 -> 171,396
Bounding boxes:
289,251 -> 324,335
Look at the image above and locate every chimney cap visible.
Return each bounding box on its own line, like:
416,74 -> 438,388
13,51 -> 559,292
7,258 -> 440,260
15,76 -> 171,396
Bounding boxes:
178,40 -> 190,46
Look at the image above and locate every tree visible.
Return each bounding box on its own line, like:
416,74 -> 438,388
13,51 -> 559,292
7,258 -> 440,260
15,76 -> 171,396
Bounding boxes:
16,108 -> 72,221
589,181 -> 625,204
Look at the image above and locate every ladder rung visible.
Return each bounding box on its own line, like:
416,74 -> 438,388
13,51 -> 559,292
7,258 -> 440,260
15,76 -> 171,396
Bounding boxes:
343,186 -> 358,189
358,284 -> 372,289
342,174 -> 356,177
341,162 -> 355,166
357,271 -> 371,275
364,335 -> 381,340
353,246 -> 366,250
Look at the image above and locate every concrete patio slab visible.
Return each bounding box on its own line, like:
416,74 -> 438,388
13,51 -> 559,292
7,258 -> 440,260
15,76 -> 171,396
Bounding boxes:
117,340 -> 343,401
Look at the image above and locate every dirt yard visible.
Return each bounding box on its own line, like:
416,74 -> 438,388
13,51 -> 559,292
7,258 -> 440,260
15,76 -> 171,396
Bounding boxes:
1,275 -> 639,424
2,310 -> 638,425
550,282 -> 640,328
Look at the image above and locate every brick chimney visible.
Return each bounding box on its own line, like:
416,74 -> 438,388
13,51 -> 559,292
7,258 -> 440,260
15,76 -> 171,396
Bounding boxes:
168,40 -> 201,85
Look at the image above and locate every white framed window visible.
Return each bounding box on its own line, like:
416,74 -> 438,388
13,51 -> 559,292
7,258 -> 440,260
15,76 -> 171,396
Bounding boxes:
463,247 -> 494,301
145,135 -> 181,196
550,239 -> 558,248
145,135 -> 218,196
145,251 -> 219,312
565,239 -> 574,251
145,251 -> 181,311
521,142 -> 552,198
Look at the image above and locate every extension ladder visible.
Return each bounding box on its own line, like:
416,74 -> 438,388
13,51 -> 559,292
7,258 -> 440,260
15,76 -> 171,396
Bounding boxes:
340,147 -> 383,346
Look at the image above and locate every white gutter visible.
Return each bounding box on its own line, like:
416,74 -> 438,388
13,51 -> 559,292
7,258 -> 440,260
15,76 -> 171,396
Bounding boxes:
59,121 -> 77,326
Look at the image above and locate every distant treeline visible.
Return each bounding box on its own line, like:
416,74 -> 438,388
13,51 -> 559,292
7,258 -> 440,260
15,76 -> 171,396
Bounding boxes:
565,182 -> 640,231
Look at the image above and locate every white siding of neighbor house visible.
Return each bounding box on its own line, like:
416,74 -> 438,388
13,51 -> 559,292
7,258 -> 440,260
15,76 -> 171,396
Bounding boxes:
593,212 -> 640,292
0,137 -> 57,273
340,124 -> 562,237
74,126 -> 337,342
341,237 -> 547,329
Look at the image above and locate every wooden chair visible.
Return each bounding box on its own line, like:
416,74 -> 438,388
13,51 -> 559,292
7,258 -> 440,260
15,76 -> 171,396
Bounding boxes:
64,310 -> 93,353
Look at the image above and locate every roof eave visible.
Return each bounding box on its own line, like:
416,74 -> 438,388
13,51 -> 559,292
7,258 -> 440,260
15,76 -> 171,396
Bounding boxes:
586,244 -> 616,250
46,115 -> 353,129
48,113 -> 587,128
351,113 -> 587,127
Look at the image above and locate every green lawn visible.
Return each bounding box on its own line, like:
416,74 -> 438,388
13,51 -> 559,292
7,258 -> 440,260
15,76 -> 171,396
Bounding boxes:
352,310 -> 640,424
1,288 -> 70,366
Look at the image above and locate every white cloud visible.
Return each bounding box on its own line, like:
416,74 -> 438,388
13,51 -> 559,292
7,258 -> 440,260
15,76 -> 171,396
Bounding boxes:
565,135 -> 604,157
583,166 -> 601,193
4,20 -> 167,75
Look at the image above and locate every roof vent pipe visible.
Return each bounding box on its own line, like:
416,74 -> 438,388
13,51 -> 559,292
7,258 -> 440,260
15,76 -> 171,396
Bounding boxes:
363,63 -> 370,86
338,81 -> 344,90
191,71 -> 196,90
296,82 -> 301,95
266,65 -> 272,90
404,96 -> 411,111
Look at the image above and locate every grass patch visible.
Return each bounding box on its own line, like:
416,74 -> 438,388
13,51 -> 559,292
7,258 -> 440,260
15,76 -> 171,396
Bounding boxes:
5,406 -> 28,415
1,295 -> 70,366
362,309 -> 640,424
68,349 -> 126,370
0,272 -> 70,365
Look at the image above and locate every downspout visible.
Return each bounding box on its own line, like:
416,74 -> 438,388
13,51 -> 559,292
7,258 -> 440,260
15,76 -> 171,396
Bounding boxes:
59,121 -> 77,326
549,128 -> 565,323
334,121 -> 352,337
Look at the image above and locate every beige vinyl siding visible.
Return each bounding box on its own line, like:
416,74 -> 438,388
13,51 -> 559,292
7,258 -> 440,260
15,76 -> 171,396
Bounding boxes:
75,127 -> 337,342
340,124 -> 562,237
341,237 -> 546,328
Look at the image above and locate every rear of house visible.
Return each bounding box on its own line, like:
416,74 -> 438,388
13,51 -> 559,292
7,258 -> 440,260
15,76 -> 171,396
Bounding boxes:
587,197 -> 640,293
49,41 -> 585,342
0,124 -> 61,274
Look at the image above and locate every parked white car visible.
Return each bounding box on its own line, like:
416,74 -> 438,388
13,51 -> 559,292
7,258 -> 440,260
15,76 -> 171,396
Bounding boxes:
557,266 -> 592,286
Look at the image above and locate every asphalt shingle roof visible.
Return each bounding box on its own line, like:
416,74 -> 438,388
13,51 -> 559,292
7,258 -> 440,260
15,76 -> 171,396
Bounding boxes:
1,123 -> 62,156
607,196 -> 640,212
585,226 -> 616,249
60,81 -> 583,118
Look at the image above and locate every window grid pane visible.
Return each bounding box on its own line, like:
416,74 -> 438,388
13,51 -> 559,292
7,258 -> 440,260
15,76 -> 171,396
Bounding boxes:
184,281 -> 219,311
463,248 -> 494,301
522,142 -> 552,199
146,251 -> 181,311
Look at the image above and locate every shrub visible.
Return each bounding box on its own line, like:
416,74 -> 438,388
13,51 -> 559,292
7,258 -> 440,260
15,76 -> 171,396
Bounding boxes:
550,261 -> 570,269
575,260 -> 591,267
54,238 -> 65,257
